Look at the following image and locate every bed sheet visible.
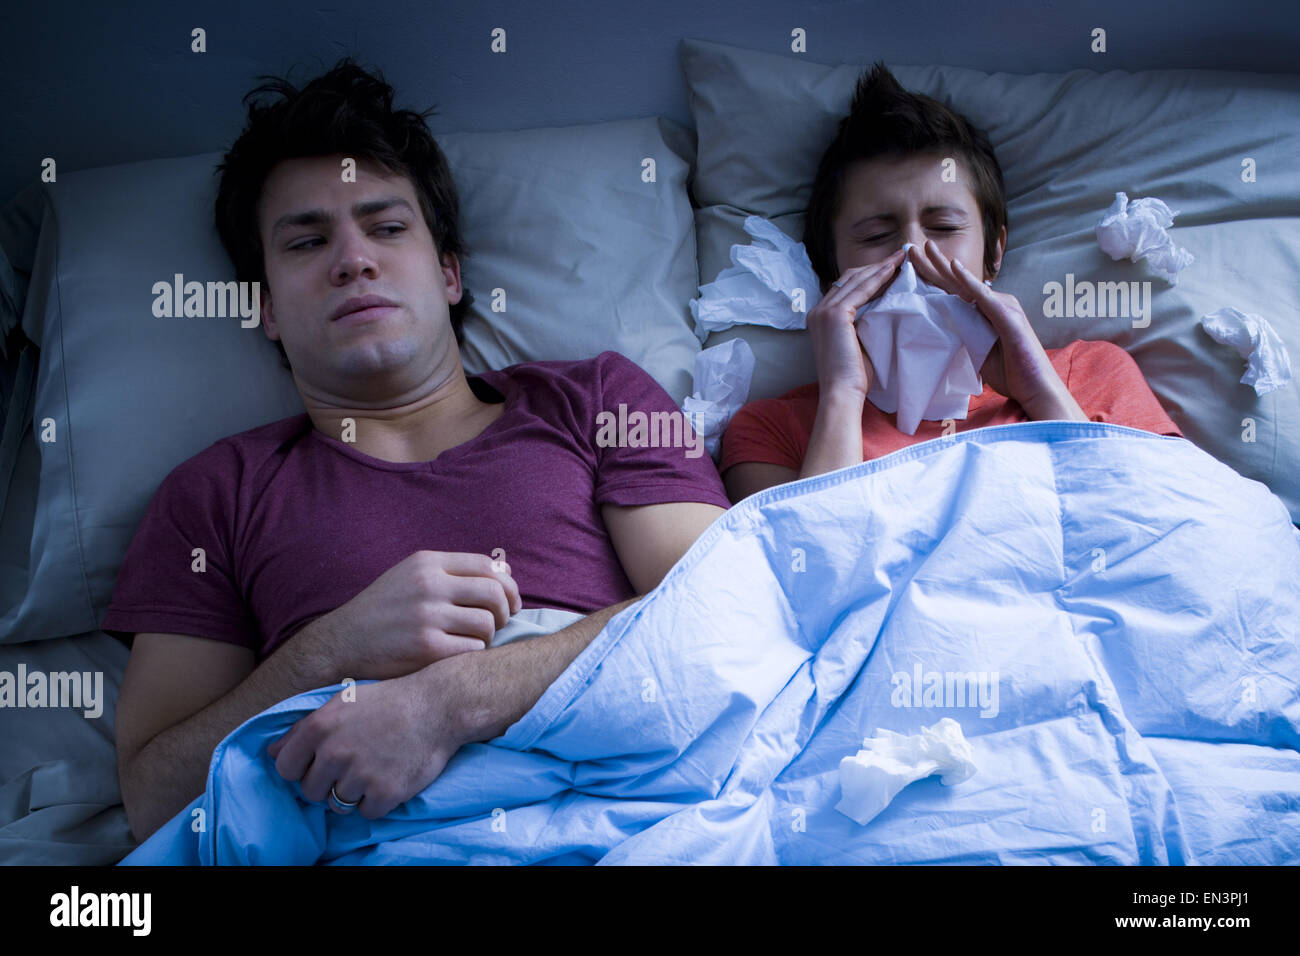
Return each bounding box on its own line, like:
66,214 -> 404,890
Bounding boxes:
0,630 -> 132,864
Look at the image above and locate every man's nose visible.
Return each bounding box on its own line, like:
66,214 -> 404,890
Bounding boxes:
330,229 -> 379,282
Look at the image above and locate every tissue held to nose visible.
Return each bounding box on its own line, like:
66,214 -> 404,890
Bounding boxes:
854,245 -> 998,435
836,718 -> 977,826
689,225 -> 1003,437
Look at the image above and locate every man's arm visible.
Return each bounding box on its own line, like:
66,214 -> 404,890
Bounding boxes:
117,551 -> 522,842
598,500 -> 726,594
115,624 -> 341,843
269,500 -> 726,818
456,499 -> 724,739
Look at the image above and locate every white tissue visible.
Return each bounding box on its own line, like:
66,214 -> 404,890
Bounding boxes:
1095,192 -> 1194,284
835,718 -> 977,827
681,338 -> 756,459
689,217 -> 822,341
855,246 -> 998,436
1201,307 -> 1294,395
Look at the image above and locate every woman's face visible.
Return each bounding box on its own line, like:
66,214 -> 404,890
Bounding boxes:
829,153 -> 1002,288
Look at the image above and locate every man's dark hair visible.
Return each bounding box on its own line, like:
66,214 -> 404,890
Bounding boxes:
215,58 -> 472,371
804,63 -> 1007,289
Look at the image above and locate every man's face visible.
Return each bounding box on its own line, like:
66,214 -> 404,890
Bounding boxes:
829,153 -> 1001,288
256,155 -> 462,399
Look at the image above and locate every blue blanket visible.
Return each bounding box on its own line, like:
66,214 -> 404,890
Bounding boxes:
121,422 -> 1300,865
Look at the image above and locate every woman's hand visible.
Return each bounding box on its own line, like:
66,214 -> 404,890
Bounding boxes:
806,247 -> 907,399
905,241 -> 1087,421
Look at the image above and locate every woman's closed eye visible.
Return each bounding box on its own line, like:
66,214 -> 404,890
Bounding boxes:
859,225 -> 960,244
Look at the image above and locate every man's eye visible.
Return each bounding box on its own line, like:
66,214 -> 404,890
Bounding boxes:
287,224 -> 404,251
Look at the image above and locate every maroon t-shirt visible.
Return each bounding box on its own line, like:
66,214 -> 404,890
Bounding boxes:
101,352 -> 729,661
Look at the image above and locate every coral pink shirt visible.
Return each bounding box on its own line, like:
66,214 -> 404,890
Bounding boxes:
720,340 -> 1182,474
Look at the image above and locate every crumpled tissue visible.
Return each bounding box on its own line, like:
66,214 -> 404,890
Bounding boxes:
681,337 -> 756,459
1095,192 -> 1194,284
1201,307 -> 1293,395
856,245 -> 998,436
689,216 -> 822,341
836,718 -> 977,827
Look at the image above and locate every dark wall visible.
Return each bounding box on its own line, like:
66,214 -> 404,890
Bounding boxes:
4,0 -> 1299,204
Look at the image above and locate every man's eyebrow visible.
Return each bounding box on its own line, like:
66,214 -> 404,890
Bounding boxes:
270,196 -> 417,237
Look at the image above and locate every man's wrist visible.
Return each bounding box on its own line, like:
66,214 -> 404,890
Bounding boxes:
285,613 -> 345,687
417,651 -> 484,747
423,598 -> 636,746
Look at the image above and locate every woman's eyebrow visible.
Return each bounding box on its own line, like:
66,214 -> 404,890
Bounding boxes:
848,205 -> 969,231
848,213 -> 896,231
922,205 -> 969,217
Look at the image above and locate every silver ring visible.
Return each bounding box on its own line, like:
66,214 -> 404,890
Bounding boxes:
328,785 -> 359,813
833,280 -> 845,289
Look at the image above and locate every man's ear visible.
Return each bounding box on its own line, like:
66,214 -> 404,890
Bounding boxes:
988,226 -> 1007,280
440,251 -> 463,306
260,284 -> 278,341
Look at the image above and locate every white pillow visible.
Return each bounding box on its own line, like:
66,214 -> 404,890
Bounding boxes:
0,116 -> 704,644
682,38 -> 1300,520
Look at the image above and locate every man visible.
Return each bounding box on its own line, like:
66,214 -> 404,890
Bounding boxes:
102,59 -> 728,842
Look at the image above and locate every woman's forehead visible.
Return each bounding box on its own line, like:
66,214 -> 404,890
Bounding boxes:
837,155 -> 980,215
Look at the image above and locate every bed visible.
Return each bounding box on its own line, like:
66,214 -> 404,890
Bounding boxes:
2,38 -> 1298,865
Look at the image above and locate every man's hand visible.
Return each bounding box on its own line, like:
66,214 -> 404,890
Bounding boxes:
268,596 -> 636,819
806,247 -> 906,399
266,667 -> 465,820
268,492 -> 719,820
307,550 -> 523,683
906,241 -> 1087,421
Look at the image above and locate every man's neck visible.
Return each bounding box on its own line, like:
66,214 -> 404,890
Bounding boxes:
303,366 -> 504,464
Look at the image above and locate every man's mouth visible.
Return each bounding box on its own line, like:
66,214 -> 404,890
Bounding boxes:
331,295 -> 399,322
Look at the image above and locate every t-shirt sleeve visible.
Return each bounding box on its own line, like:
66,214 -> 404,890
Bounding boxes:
719,399 -> 805,473
1064,340 -> 1183,437
99,446 -> 259,650
587,351 -> 731,509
